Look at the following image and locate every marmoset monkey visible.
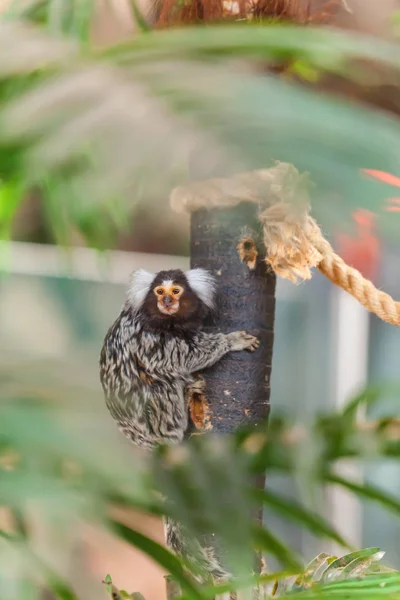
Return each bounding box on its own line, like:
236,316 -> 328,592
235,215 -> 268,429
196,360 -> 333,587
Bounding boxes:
100,267 -> 259,580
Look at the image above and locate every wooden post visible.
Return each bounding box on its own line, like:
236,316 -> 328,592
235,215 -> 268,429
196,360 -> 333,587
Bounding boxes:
191,202 -> 275,433
188,201 -> 276,587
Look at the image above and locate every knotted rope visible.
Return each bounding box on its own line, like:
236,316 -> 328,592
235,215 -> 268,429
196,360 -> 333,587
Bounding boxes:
170,161 -> 400,327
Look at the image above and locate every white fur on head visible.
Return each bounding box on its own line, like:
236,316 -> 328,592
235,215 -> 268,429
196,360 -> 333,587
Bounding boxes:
128,269 -> 155,311
185,268 -> 216,310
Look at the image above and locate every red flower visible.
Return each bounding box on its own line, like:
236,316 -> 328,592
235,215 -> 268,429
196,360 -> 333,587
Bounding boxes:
335,169 -> 400,281
336,209 -> 380,281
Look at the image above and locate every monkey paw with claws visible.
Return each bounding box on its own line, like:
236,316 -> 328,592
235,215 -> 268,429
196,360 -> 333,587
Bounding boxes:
227,331 -> 260,352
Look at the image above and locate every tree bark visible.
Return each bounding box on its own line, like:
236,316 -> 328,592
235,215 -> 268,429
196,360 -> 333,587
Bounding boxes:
176,201 -> 276,596
190,202 -> 276,433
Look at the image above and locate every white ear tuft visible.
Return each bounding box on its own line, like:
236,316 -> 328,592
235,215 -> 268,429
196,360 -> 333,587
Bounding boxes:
185,268 -> 216,309
127,269 -> 155,311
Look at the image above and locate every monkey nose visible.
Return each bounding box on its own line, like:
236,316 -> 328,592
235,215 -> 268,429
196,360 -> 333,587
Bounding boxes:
163,295 -> 173,307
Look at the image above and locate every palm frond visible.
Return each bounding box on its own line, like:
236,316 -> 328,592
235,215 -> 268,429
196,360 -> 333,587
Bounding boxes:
3,364 -> 400,597
2,22 -> 400,244
3,0 -> 96,40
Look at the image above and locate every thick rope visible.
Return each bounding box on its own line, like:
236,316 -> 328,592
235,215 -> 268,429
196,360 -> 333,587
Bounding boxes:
170,161 -> 400,327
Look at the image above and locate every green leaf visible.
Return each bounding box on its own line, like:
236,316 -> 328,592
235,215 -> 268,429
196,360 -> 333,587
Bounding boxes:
286,572 -> 400,599
299,553 -> 332,586
339,554 -> 386,580
128,0 -> 152,33
2,0 -> 48,24
342,387 -> 384,421
153,437 -> 255,578
326,473 -> 400,517
0,531 -> 79,600
68,0 -> 96,43
0,178 -> 26,242
255,488 -> 349,548
320,548 -> 382,583
342,383 -> 400,422
107,24 -> 400,72
253,525 -> 302,571
4,0 -> 95,41
109,520 -> 206,600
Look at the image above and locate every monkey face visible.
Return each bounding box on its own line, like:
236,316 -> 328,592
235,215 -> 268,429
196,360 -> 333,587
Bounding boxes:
153,281 -> 184,316
129,268 -> 216,332
145,270 -> 204,326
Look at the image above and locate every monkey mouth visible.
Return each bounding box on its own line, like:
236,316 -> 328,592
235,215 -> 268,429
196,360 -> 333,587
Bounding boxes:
158,304 -> 179,316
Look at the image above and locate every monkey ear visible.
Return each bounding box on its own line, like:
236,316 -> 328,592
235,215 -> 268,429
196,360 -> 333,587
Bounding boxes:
128,269 -> 155,311
185,268 -> 216,310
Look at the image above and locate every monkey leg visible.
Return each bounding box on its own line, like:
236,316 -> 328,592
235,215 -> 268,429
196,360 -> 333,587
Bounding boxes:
186,374 -> 213,436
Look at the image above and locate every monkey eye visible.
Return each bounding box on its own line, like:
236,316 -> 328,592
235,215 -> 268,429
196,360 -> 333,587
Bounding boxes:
172,288 -> 181,295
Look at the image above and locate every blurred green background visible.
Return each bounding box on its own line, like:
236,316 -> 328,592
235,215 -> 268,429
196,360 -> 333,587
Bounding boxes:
2,0 -> 400,599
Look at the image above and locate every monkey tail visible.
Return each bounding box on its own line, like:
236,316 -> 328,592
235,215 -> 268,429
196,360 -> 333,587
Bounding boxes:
164,516 -> 231,584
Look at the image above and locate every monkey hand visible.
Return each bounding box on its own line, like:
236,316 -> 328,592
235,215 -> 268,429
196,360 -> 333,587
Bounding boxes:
227,331 -> 260,352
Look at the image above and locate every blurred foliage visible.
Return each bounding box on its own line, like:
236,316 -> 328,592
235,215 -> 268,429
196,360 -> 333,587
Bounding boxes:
107,547 -> 400,599
2,1 -> 400,599
3,364 -> 400,599
2,0 -> 96,39
1,1 -> 400,246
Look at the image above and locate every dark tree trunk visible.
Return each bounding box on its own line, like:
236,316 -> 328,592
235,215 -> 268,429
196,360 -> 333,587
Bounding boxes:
190,203 -> 276,433
182,201 -> 276,594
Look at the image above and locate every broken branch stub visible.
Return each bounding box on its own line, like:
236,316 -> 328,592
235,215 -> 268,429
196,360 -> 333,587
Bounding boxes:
237,230 -> 259,271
